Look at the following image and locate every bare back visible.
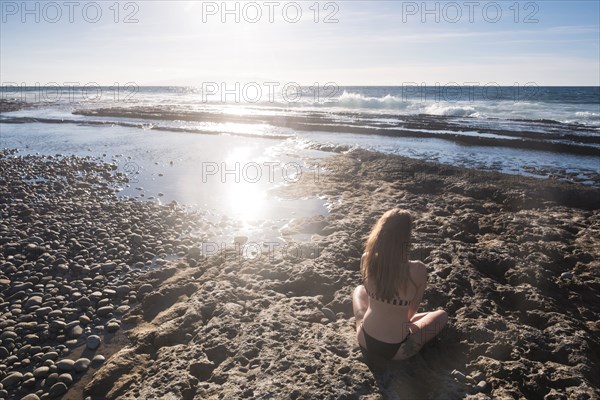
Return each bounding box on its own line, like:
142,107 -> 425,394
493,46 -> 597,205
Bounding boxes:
359,255 -> 427,343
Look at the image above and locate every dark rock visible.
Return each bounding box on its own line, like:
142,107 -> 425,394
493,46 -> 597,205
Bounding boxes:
189,360 -> 216,381
24,295 -> 43,310
57,372 -> 73,385
321,307 -> 336,322
86,335 -> 101,350
91,354 -> 105,365
68,325 -> 83,338
105,321 -> 120,333
56,359 -> 74,371
137,284 -> 154,297
33,366 -> 50,378
74,358 -> 91,373
49,382 -> 68,398
1,371 -> 23,388
96,305 -> 114,318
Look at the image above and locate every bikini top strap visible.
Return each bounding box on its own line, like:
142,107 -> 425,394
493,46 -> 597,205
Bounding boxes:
365,286 -> 411,306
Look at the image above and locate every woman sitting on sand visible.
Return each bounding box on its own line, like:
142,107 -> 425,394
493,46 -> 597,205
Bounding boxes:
352,209 -> 447,361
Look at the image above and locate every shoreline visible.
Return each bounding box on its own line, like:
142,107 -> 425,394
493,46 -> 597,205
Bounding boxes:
74,107 -> 600,157
1,148 -> 599,399
2,101 -> 599,156
2,121 -> 599,189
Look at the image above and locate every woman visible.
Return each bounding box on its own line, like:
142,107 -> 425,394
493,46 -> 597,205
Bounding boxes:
352,209 -> 447,362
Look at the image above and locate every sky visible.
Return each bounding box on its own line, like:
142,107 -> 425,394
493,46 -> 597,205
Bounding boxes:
1,0 -> 599,86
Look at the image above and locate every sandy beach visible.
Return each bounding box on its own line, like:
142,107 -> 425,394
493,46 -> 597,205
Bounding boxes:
1,147 -> 598,399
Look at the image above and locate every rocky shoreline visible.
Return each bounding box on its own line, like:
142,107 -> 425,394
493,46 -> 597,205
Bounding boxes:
73,107 -> 600,157
0,150 -> 211,399
1,148 -> 599,399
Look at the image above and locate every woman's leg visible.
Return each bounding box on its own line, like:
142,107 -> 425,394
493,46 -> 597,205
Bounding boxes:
394,309 -> 448,360
410,312 -> 429,324
352,285 -> 369,331
412,309 -> 448,345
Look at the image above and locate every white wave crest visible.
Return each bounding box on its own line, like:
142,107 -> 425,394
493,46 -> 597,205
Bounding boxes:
423,103 -> 479,117
333,91 -> 407,109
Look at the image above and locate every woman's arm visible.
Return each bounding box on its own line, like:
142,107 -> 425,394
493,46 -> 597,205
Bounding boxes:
408,262 -> 427,320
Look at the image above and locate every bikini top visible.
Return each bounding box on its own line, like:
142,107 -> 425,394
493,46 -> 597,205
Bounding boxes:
365,286 -> 412,306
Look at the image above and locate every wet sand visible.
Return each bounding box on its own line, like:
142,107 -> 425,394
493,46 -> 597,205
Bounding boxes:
1,148 -> 599,399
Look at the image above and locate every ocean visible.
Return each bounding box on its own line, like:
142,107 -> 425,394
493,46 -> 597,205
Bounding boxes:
1,85 -> 599,199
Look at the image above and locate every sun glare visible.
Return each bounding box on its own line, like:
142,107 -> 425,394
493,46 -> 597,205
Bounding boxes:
226,180 -> 268,224
223,146 -> 269,223
186,0 -> 266,53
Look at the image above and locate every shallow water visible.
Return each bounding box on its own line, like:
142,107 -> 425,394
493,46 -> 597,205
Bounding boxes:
293,130 -> 600,184
0,122 -> 330,243
3,97 -> 598,185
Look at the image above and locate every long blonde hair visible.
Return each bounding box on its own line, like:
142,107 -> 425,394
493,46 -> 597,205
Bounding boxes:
361,209 -> 415,301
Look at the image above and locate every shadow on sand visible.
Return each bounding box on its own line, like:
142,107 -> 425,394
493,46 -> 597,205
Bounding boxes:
361,325 -> 471,399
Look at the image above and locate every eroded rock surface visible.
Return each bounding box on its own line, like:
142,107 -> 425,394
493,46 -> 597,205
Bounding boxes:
82,150 -> 599,399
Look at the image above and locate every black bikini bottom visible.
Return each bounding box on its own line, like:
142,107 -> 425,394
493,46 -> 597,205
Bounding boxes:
361,324 -> 410,361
